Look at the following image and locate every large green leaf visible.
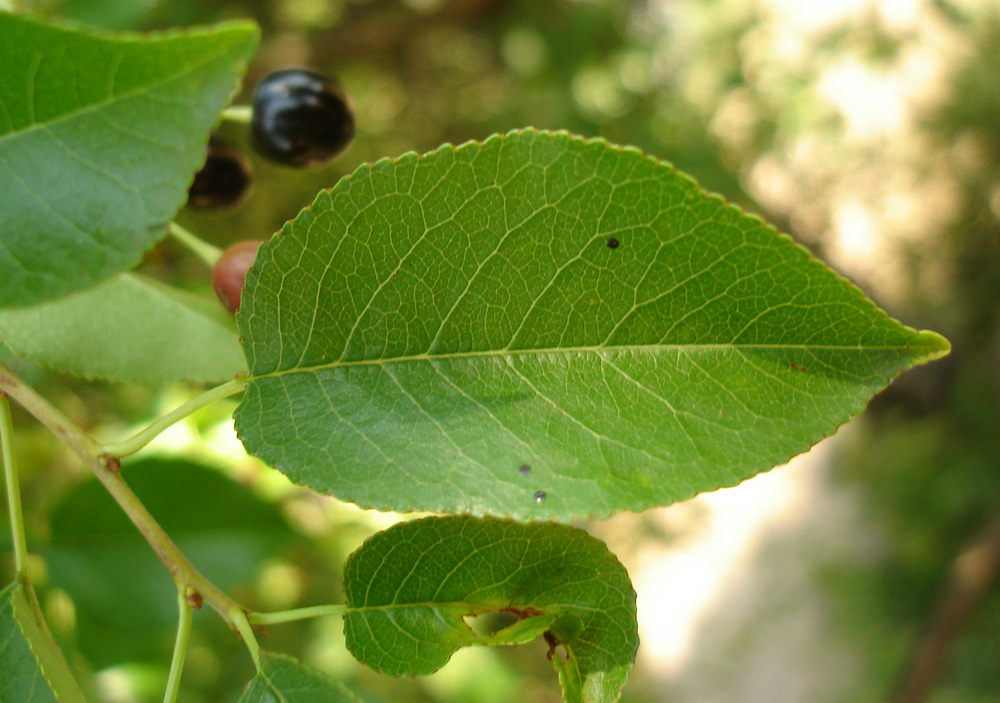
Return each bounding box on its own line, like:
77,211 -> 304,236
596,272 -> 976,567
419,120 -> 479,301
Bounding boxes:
0,581 -> 88,703
0,272 -> 244,382
236,653 -> 363,703
234,129 -> 949,521
342,516 -> 637,703
0,12 -> 258,308
45,458 -> 298,667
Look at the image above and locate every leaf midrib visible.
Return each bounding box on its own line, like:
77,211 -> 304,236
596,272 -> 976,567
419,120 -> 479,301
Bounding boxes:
252,341 -> 929,379
345,600 -> 602,616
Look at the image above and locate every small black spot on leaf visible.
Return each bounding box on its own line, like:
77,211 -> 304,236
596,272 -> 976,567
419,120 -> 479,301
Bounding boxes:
606,237 -> 619,249
519,464 -> 531,475
534,491 -> 547,503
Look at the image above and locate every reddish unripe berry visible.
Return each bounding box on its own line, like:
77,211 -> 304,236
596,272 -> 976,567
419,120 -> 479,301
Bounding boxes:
213,240 -> 263,313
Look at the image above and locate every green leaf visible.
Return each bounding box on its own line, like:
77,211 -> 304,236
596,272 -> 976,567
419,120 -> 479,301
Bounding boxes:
0,272 -> 244,383
236,652 -> 363,703
342,516 -> 637,703
234,129 -> 950,521
0,13 -> 259,308
0,581 -> 89,703
44,458 -> 297,667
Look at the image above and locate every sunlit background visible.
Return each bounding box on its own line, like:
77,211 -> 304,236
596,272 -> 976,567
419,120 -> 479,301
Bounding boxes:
3,0 -> 1000,701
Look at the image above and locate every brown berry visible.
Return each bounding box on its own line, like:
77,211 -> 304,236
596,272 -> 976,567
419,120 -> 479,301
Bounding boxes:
213,240 -> 263,313
187,134 -> 253,210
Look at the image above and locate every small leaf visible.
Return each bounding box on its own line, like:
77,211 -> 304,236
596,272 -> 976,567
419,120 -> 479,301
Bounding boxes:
236,652 -> 363,703
235,129 -> 949,520
481,613 -> 558,646
0,581 -> 88,703
342,516 -> 638,703
0,13 -> 259,308
0,273 -> 245,383
45,458 -> 298,667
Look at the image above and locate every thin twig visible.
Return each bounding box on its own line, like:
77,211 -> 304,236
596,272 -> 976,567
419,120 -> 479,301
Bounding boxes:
0,361 -> 245,625
893,510 -> 1000,703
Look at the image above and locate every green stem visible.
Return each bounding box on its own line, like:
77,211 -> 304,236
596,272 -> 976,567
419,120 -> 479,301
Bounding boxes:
100,377 -> 246,457
1,394 -> 29,576
221,105 -> 253,124
169,222 -> 223,268
249,604 -> 349,626
231,607 -> 262,671
163,586 -> 194,703
0,361 -> 244,625
0,363 -> 98,460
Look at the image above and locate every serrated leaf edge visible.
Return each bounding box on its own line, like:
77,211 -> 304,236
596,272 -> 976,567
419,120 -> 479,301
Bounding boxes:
339,515 -> 638,701
236,127 -> 951,520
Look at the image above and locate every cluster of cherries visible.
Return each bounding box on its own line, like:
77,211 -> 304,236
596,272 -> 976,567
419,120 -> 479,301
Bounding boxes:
186,69 -> 355,313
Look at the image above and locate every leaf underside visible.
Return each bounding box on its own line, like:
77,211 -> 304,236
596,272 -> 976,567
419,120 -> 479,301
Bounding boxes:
0,12 -> 259,308
237,652 -> 363,703
0,272 -> 245,383
342,516 -> 637,703
0,581 -> 88,703
235,128 -> 949,521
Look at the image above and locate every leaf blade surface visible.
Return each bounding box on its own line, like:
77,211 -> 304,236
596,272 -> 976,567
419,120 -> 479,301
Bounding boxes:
0,272 -> 244,383
0,13 -> 258,307
235,129 -> 949,520
342,516 -> 638,703
236,652 -> 363,703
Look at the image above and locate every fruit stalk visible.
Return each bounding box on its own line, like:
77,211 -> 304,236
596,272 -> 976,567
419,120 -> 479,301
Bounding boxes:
169,221 -> 223,267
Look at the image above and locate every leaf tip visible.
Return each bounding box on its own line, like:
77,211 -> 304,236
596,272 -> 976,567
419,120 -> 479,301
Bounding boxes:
911,329 -> 951,363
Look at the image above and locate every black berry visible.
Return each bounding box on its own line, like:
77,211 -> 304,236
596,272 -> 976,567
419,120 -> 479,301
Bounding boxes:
187,134 -> 253,210
250,69 -> 355,168
213,240 -> 263,313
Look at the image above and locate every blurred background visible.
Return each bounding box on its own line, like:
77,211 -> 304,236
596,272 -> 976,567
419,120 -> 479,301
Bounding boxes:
2,0 -> 999,701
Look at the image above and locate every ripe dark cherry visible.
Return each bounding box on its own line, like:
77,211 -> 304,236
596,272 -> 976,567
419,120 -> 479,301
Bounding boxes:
187,134 -> 253,210
250,69 -> 355,168
213,240 -> 263,313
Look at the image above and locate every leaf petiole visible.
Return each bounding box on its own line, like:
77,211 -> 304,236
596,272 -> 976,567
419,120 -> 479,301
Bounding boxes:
99,377 -> 246,458
231,607 -> 262,671
163,586 -> 194,703
169,221 -> 223,268
221,105 -> 253,124
249,604 -> 349,626
0,394 -> 29,577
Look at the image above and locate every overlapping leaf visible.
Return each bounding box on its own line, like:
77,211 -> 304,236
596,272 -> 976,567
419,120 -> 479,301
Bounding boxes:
342,516 -> 637,703
0,12 -> 258,308
0,581 -> 88,703
237,653 -> 363,703
0,273 -> 244,382
234,129 -> 949,520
